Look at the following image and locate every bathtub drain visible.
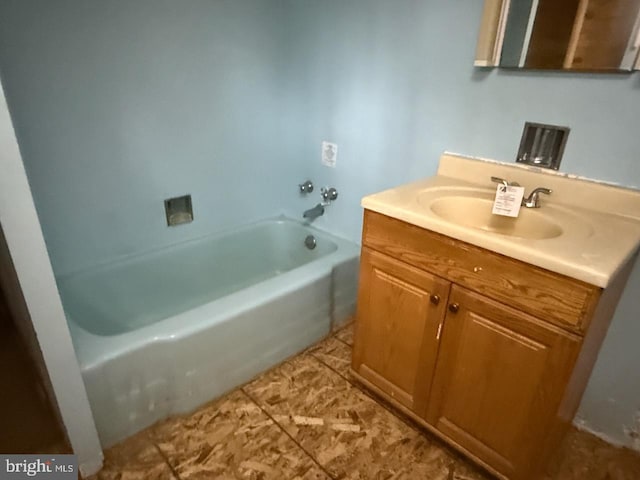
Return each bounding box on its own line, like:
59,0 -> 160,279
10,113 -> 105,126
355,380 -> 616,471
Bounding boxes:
304,235 -> 317,250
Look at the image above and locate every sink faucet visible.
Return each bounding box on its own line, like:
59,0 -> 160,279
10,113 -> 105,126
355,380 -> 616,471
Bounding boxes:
522,187 -> 552,208
491,176 -> 551,208
491,176 -> 520,187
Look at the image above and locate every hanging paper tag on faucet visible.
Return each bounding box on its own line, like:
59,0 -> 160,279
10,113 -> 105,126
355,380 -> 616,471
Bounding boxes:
492,185 -> 525,217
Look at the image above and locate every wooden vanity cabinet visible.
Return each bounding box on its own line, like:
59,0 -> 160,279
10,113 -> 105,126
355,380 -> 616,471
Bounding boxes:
351,210 -> 629,480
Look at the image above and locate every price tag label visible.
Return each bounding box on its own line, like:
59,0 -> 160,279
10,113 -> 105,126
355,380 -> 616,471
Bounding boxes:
492,185 -> 525,217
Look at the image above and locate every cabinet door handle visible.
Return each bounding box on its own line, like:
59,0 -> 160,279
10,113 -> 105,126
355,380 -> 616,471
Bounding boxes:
448,303 -> 460,313
430,294 -> 440,305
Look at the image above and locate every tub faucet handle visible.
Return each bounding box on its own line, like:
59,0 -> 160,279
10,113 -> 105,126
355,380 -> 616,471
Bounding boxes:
321,187 -> 338,202
299,180 -> 314,194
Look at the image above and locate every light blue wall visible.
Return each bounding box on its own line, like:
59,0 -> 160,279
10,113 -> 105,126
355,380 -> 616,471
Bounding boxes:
280,0 -> 640,448
1,0 -> 639,449
0,0 -> 298,275
280,0 -> 640,241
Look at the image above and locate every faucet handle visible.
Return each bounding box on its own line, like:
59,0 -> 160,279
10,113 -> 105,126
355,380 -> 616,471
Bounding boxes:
491,176 -> 508,187
523,187 -> 552,208
299,180 -> 314,194
321,187 -> 338,202
491,176 -> 520,187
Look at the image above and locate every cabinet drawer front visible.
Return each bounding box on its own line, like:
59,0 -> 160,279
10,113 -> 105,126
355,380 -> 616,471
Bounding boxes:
362,210 -> 600,331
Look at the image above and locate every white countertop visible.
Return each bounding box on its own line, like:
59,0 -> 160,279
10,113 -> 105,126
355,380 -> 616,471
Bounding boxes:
361,153 -> 640,288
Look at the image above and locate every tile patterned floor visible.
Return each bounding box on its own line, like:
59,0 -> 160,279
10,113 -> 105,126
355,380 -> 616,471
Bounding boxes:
90,323 -> 640,480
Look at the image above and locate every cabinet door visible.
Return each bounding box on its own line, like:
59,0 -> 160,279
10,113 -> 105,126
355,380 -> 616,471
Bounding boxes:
352,247 -> 450,415
426,286 -> 581,479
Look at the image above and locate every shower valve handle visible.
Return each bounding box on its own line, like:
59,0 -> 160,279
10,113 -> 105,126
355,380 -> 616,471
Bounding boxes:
321,187 -> 338,202
299,180 -> 314,194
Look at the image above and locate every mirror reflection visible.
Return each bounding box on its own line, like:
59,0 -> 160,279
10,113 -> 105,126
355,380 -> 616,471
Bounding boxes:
476,0 -> 640,71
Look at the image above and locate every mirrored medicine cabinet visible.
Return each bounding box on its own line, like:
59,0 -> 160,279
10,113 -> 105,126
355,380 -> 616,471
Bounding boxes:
476,0 -> 640,71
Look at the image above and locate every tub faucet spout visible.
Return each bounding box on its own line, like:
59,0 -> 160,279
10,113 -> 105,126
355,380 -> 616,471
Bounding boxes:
303,203 -> 325,221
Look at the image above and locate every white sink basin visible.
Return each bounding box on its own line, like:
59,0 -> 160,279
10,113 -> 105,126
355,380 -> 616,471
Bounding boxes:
361,153 -> 640,287
428,195 -> 563,240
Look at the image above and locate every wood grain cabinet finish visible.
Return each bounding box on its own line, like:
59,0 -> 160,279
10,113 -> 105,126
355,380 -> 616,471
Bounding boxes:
361,210 -> 600,332
352,247 -> 449,414
426,286 -> 581,479
352,210 -> 633,480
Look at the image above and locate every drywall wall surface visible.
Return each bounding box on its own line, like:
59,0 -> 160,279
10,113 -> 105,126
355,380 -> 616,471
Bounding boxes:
278,0 -> 640,449
278,0 -> 640,243
0,0 -> 295,275
575,259 -> 640,450
0,80 -> 103,475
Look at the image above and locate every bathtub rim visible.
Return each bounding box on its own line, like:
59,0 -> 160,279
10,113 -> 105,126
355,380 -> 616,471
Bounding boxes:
57,214 -> 345,279
63,217 -> 359,371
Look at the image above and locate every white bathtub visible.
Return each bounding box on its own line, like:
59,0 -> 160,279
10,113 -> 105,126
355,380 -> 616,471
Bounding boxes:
57,217 -> 359,447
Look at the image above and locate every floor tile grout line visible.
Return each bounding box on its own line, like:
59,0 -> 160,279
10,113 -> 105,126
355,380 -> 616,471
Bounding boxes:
331,324 -> 353,343
152,442 -> 183,480
308,349 -> 435,443
304,353 -> 469,478
308,352 -> 488,478
313,338 -> 429,433
333,336 -> 352,348
306,352 -> 417,427
306,353 -> 393,411
239,388 -> 338,480
308,352 -> 352,382
307,353 -> 476,478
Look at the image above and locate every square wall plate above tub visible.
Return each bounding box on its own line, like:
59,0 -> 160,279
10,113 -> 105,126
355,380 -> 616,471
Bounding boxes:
165,194 -> 193,226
